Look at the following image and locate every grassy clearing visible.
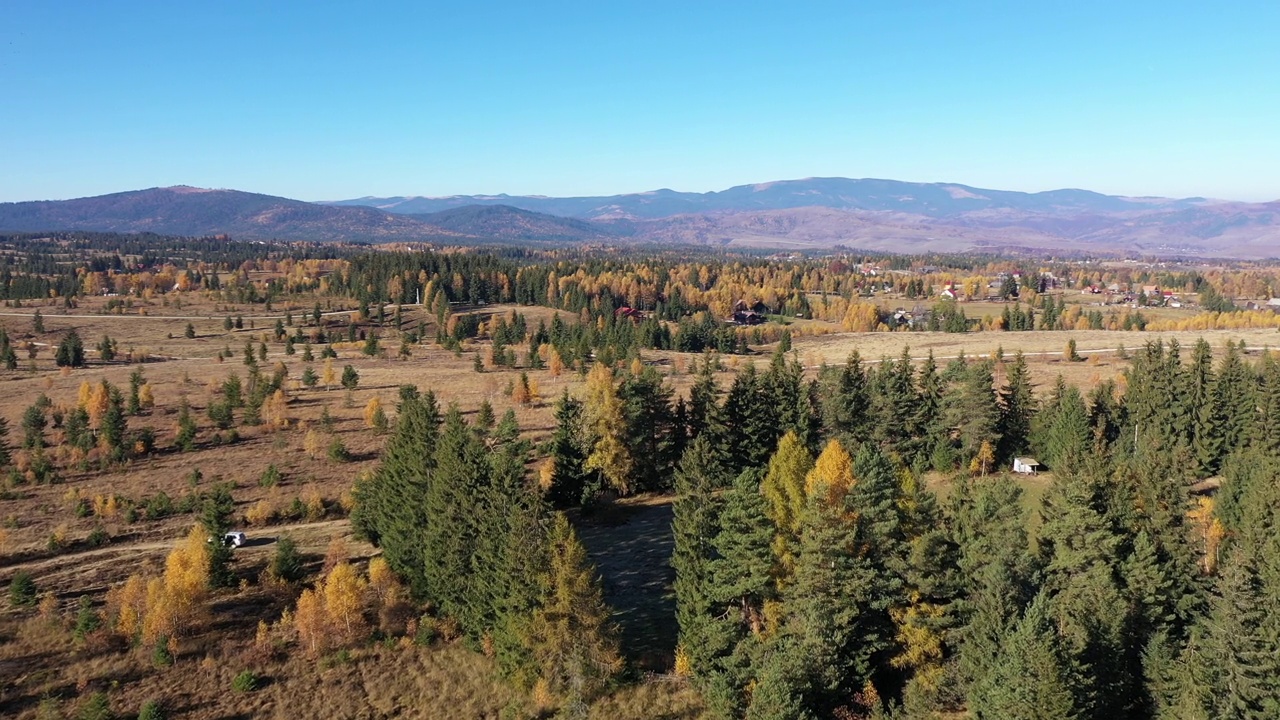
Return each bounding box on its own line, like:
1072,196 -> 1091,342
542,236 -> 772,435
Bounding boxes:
576,496 -> 677,673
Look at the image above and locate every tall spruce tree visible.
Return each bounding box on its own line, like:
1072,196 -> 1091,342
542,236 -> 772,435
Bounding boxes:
1187,340 -> 1220,474
546,391 -> 594,508
351,389 -> 441,598
911,350 -> 948,468
1254,352 -> 1280,456
1210,341 -> 1257,470
819,351 -> 871,446
672,434 -> 730,680
998,351 -> 1036,463
786,487 -> 892,714
724,363 -> 775,475
422,407 -> 492,633
1036,471 -> 1132,717
618,365 -> 678,492
945,360 -> 1002,468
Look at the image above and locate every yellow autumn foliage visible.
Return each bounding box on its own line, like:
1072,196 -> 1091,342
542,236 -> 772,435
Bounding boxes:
804,439 -> 855,506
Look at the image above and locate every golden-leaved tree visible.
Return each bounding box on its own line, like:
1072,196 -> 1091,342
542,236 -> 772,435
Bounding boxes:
761,431 -> 814,585
322,561 -> 368,643
106,525 -> 211,647
804,438 -> 855,507
582,363 -> 633,495
526,513 -> 622,708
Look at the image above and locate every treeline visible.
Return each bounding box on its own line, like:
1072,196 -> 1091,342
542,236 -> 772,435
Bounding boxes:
0,231 -> 357,301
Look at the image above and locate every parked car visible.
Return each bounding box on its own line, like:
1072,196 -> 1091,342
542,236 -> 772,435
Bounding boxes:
218,531 -> 246,548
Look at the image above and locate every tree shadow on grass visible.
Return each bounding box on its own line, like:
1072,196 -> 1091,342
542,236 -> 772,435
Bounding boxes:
575,500 -> 676,672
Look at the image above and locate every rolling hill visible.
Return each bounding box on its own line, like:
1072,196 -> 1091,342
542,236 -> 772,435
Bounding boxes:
0,186 -> 459,242
408,204 -> 618,242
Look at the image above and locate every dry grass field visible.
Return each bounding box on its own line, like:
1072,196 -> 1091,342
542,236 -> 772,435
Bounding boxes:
1,288 -> 1274,719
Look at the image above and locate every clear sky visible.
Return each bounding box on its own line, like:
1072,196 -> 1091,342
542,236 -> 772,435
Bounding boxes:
3,1 -> 1278,202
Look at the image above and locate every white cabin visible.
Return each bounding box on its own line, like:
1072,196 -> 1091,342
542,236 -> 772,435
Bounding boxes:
1013,457 -> 1041,475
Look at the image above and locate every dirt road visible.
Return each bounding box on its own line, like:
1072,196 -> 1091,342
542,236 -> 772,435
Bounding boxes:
0,519 -> 357,598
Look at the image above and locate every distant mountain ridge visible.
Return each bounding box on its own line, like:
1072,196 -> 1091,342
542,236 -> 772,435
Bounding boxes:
2,179 -> 1278,258
327,177 -> 1280,258
324,177 -> 1215,220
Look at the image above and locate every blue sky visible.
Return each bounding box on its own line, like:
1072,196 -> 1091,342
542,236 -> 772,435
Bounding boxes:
3,1 -> 1278,202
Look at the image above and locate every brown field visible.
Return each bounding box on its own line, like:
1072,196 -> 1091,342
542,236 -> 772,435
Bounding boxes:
1,290 -> 1273,718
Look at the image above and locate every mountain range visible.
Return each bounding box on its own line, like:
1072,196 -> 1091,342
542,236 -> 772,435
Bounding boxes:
2,178 -> 1278,258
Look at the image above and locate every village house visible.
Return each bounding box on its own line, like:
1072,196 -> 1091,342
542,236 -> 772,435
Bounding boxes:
730,299 -> 766,325
614,306 -> 646,323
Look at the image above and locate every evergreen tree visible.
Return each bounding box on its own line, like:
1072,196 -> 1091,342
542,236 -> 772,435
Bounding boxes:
175,402 -> 197,451
1036,471 -> 1132,716
1035,380 -> 1092,473
871,348 -> 918,455
21,399 -> 47,450
200,483 -> 236,588
710,468 -> 777,632
475,414 -> 549,685
1087,380 -> 1123,452
687,358 -> 723,444
1187,340 -> 1220,473
341,365 -> 359,390
672,435 -> 729,679
1255,352 -> 1280,456
127,367 -> 145,416
945,360 -> 1002,468
99,384 -> 128,457
723,363 -> 775,474
54,329 -> 86,367
1210,341 -> 1256,470
1167,546 -> 1280,719
910,350 -> 947,466
618,366 -> 678,492
546,392 -> 593,508
786,486 -> 892,713
949,476 -> 1040,693
998,351 -> 1036,463
819,351 -> 870,445
745,635 -> 818,720
969,591 -> 1082,720
351,390 -> 441,598
421,407 -> 491,635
